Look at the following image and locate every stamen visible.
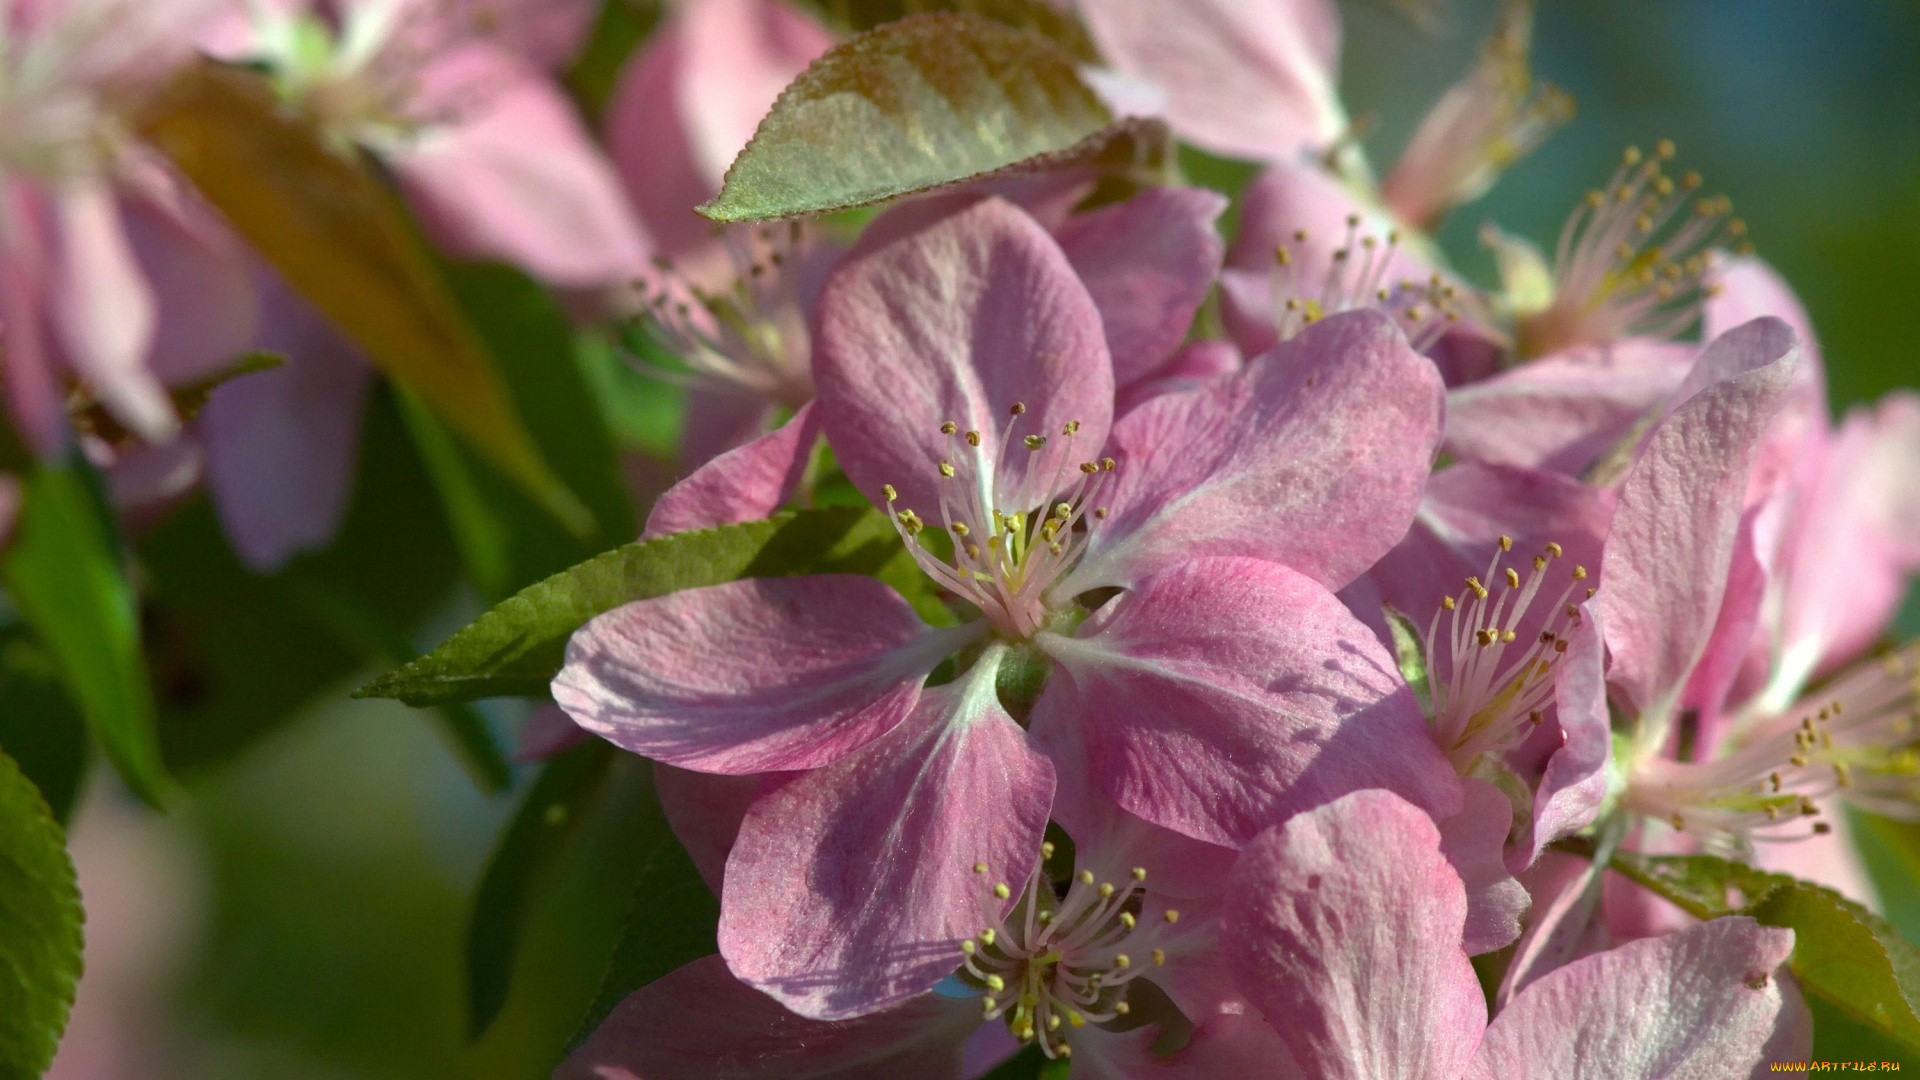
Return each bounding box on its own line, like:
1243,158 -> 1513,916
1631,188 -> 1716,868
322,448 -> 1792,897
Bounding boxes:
631,224 -> 817,404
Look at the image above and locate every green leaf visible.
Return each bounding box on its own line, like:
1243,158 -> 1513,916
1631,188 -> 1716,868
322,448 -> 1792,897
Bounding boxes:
803,0 -> 1099,59
0,746 -> 84,1080
1608,848 -> 1920,1054
468,740 -> 618,1038
139,62 -> 592,535
568,822 -> 719,1049
357,506 -> 922,707
1382,604 -> 1432,717
699,12 -> 1112,222
0,634 -> 88,826
2,460 -> 168,807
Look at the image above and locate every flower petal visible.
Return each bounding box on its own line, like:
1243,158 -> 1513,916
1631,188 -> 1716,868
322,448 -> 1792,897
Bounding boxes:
1036,557 -> 1460,848
720,648 -> 1054,1019
1514,607 -> 1611,872
1223,789 -> 1486,1080
654,762 -> 781,895
47,179 -> 171,441
1443,339 -> 1694,474
120,186 -> 257,386
1442,777 -> 1528,955
558,955 -> 977,1080
644,402 -> 820,539
553,576 -> 979,774
1055,186 -> 1227,386
1597,317 -> 1799,735
1064,309 -> 1443,595
392,45 -> 651,288
1074,0 -> 1345,162
1465,917 -> 1809,1080
813,196 -> 1113,518
200,269 -> 373,572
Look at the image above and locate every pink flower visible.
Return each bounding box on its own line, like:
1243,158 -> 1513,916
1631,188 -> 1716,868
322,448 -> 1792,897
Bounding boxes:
552,195 -> 1457,1019
1222,789 -> 1811,1079
0,0 -> 256,458
213,0 -> 649,289
559,769 -> 1282,1078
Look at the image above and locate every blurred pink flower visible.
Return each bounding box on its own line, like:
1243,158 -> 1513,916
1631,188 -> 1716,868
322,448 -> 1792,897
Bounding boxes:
552,195 -> 1457,1020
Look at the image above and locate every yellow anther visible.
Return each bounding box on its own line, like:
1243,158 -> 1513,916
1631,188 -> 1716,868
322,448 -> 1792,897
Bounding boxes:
1505,568 -> 1521,588
1067,1011 -> 1086,1029
1671,813 -> 1685,831
939,462 -> 955,478
1532,556 -> 1547,571
1114,1002 -> 1130,1016
1101,457 -> 1116,471
1499,535 -> 1513,551
980,929 -> 996,945
1120,912 -> 1136,928
883,484 -> 898,502
1114,954 -> 1130,968
1080,870 -> 1095,885
1836,762 -> 1853,789
994,882 -> 1011,899
986,974 -> 1005,992
974,862 -> 988,874
1048,1014 -> 1062,1031
1131,867 -> 1147,881
1054,502 -> 1073,519
1441,596 -> 1456,610
1572,566 -> 1588,580
1098,882 -> 1115,899
1079,461 -> 1099,474
1501,630 -> 1517,643
1623,146 -> 1642,166
1790,754 -> 1809,767
1009,402 -> 1027,416
961,940 -> 976,954
1275,244 -> 1292,266
1058,1043 -> 1072,1058
1656,138 -> 1676,159
1477,629 -> 1496,646
1152,949 -> 1166,966
1063,420 -> 1080,435
952,521 -> 969,536
982,997 -> 997,1015
941,421 -> 957,435
1094,508 -> 1109,519
1814,821 -> 1833,835
1040,841 -> 1055,858
1025,435 -> 1047,450
965,430 -> 982,447
1163,909 -> 1181,924
1770,772 -> 1782,792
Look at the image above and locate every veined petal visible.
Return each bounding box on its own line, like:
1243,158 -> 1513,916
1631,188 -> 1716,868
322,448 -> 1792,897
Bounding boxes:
1074,0 -> 1345,162
1598,317 -> 1798,745
558,955 -> 977,1080
1224,789 -> 1486,1080
1441,777 -> 1528,955
1465,918 -> 1808,1079
1443,339 -> 1694,474
720,647 -> 1054,1020
1036,557 -> 1461,848
120,187 -> 257,386
1055,186 -> 1227,387
643,402 -> 820,539
813,196 -> 1113,518
654,763 -> 783,895
553,576 -> 981,774
1514,608 -> 1610,872
393,45 -> 652,288
1064,310 -> 1443,596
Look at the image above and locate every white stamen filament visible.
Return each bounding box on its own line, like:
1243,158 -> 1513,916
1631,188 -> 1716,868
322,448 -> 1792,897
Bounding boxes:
634,221 -> 815,405
1426,537 -> 1589,769
1269,217 -> 1462,350
961,855 -> 1175,1060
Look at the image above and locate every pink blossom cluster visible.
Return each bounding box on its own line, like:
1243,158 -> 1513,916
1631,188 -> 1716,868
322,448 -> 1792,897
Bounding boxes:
6,0 -> 1917,1075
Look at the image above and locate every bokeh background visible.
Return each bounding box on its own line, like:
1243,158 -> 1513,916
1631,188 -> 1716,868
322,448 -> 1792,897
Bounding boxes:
48,1 -> 1920,1076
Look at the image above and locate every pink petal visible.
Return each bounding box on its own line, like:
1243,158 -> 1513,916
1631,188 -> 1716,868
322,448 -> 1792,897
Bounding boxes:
558,955 -> 977,1080
681,387 -> 780,469
1222,160 -> 1433,357
1705,256 -> 1825,417
1748,798 -> 1881,912
553,576 -> 979,774
199,269 -> 373,572
644,402 -> 820,539
119,185 -> 257,386
1514,608 -> 1611,871
654,762 -> 779,895
1773,393 -> 1920,685
1223,789 -> 1486,1080
1676,503 -> 1767,733
1074,0 -> 1345,162
1114,337 -> 1243,417
1064,309 -> 1443,596
46,179 -> 171,441
719,651 -> 1054,1019
1597,318 -> 1799,732
393,45 -> 651,288
1466,918 -> 1809,1080
1054,185 -> 1227,386
0,208 -> 70,459
812,196 -> 1113,519
1035,557 -> 1461,848
1441,777 -> 1528,955
1443,339 -> 1695,474
606,0 -> 832,259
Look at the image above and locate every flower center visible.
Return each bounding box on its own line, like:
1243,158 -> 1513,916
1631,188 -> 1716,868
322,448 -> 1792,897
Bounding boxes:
635,223 -> 815,407
1267,216 -> 1462,350
958,844 -> 1177,1061
1426,536 -> 1590,770
1516,140 -> 1744,357
884,404 -> 1114,640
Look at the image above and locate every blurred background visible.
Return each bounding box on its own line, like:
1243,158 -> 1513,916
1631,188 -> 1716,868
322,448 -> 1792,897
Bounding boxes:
47,1 -> 1920,1076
